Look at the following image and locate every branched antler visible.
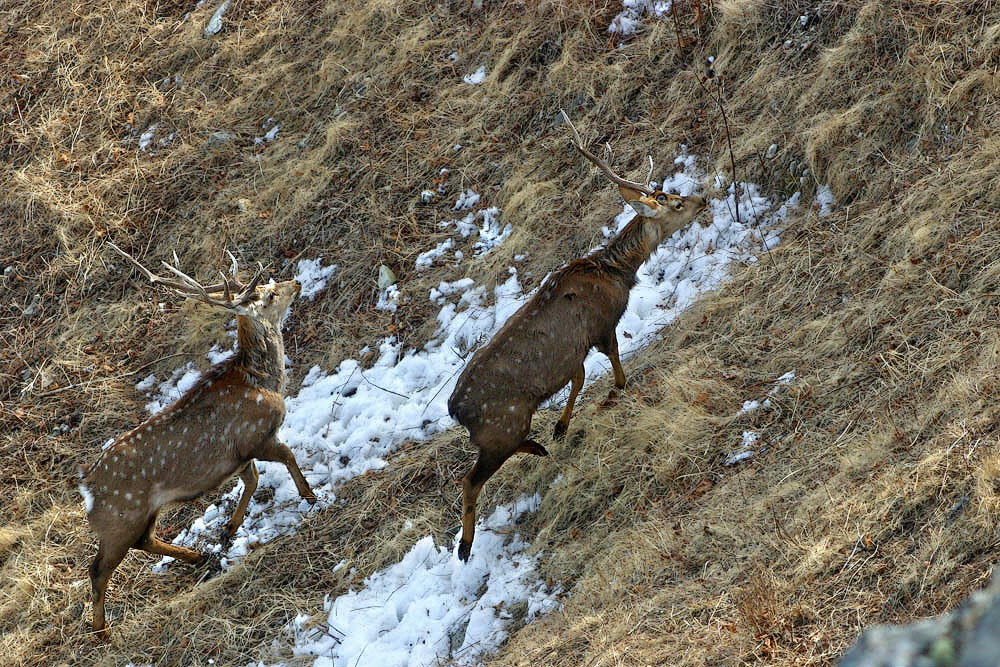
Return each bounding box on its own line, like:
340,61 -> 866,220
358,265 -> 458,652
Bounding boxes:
560,109 -> 655,196
108,242 -> 262,310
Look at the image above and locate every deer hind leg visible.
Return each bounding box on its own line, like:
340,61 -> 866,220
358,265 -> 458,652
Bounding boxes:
515,439 -> 549,456
134,514 -> 205,565
89,539 -> 130,639
226,462 -> 259,538
458,449 -> 507,563
254,436 -> 317,503
598,333 -> 626,407
553,365 -> 585,440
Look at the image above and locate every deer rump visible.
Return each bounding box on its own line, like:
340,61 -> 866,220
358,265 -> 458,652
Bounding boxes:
449,262 -> 629,429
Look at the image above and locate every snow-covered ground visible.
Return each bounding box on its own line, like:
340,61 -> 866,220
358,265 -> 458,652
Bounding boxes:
129,150 -> 823,665
288,495 -> 560,667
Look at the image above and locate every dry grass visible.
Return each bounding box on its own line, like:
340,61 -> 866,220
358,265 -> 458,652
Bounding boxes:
4,0 -> 1000,664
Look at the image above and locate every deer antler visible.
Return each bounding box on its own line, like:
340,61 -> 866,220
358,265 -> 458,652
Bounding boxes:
108,242 -> 262,310
560,109 -> 655,196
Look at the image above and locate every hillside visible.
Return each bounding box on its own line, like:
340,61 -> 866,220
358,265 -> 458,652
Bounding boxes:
3,0 -> 1000,665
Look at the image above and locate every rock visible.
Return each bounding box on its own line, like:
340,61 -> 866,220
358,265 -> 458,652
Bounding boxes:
205,131 -> 236,149
839,571 -> 1000,667
377,265 -> 396,289
766,143 -> 778,159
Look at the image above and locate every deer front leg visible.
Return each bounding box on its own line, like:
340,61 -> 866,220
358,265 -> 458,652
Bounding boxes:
553,365 -> 585,440
255,436 -> 317,503
226,462 -> 259,537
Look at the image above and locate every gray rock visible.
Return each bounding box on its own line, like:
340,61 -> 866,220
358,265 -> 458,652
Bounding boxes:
205,131 -> 236,149
840,570 -> 1000,667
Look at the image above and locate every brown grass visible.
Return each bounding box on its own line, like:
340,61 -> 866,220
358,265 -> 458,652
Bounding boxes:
4,0 -> 1000,664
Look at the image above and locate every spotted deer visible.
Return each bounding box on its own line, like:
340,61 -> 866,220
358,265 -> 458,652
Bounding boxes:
79,243 -> 317,637
448,112 -> 708,561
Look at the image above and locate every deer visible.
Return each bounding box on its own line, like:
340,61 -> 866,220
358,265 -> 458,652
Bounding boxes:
78,243 -> 317,638
447,111 -> 708,562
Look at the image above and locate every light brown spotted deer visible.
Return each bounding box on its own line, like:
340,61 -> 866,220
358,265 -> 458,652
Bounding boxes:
79,243 -> 317,637
448,112 -> 707,561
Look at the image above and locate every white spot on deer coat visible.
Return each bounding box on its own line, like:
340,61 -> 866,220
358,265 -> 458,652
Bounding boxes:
78,483 -> 94,513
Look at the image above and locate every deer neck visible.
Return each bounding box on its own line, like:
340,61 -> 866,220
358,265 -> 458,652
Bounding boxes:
234,315 -> 286,393
596,217 -> 662,285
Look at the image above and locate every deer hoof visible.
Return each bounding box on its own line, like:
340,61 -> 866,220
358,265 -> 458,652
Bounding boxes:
457,540 -> 472,562
600,389 -> 620,408
553,422 -> 567,440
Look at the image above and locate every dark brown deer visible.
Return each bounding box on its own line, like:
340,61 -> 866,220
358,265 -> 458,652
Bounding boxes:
448,112 -> 707,561
79,244 -> 317,637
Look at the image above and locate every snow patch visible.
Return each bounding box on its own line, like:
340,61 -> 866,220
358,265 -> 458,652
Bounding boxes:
463,66 -> 487,84
815,184 -> 836,218
295,258 -> 338,300
609,0 -> 673,36
415,238 -> 456,270
289,495 -> 561,666
453,189 -> 481,211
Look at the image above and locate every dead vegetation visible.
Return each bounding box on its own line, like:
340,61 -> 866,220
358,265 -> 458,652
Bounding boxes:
3,0 -> 1000,664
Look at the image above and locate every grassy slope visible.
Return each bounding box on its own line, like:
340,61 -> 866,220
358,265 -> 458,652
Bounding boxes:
3,0 -> 1000,664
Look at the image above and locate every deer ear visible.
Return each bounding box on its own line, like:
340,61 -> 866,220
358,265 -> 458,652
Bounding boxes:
627,200 -> 658,218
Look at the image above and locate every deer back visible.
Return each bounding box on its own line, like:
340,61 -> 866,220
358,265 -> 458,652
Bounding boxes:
450,262 -> 631,425
80,360 -> 283,528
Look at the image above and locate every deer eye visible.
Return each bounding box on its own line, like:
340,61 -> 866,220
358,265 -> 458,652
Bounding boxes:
656,193 -> 668,203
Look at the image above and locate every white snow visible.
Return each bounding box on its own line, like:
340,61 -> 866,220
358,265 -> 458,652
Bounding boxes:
463,66 -> 487,85
295,258 -> 338,300
815,184 -> 836,218
135,373 -> 157,392
138,124 -> 159,151
471,207 -> 511,256
453,189 -> 481,211
733,371 -> 796,418
376,285 -> 401,312
429,278 -> 475,305
143,363 -> 202,415
203,0 -> 230,36
609,0 -> 673,36
255,120 -> 281,146
725,430 -> 760,466
415,238 -> 455,270
289,495 -> 561,667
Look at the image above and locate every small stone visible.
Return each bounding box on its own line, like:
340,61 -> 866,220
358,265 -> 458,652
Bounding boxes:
765,143 -> 778,159
205,131 -> 236,149
420,190 -> 435,203
377,265 -> 396,289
